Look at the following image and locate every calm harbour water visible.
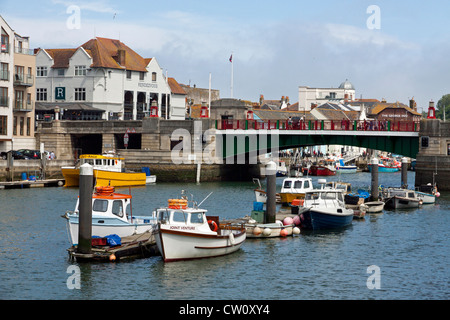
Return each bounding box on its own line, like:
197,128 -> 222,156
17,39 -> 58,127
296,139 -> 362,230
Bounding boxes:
0,171 -> 449,300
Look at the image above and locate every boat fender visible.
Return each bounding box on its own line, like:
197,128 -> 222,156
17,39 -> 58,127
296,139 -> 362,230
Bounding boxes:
229,232 -> 235,245
208,220 -> 218,232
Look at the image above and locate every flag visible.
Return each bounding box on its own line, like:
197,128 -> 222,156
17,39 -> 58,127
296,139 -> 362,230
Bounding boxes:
229,54 -> 232,62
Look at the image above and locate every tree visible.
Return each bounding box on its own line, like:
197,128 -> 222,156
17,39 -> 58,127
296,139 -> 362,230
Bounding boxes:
436,94 -> 450,121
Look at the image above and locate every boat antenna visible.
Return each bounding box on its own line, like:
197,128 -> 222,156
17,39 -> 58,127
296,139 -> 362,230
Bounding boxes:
198,192 -> 213,207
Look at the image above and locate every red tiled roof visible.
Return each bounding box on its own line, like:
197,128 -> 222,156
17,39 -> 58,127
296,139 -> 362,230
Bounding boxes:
168,77 -> 186,95
81,37 -> 148,72
41,37 -> 149,72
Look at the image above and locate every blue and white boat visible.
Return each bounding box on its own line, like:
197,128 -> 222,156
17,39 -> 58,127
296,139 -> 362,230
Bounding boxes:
336,159 -> 357,173
368,160 -> 399,173
298,179 -> 354,230
415,184 -> 439,204
63,186 -> 157,246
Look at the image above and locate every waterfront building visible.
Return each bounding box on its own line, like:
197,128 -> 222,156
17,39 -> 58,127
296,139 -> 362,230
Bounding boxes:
34,37 -> 186,121
298,79 -> 356,112
0,15 -> 36,152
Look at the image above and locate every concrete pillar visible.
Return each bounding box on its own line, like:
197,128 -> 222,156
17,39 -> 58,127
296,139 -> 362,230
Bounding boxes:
401,157 -> 408,189
371,158 -> 379,201
265,161 -> 277,223
77,163 -> 93,254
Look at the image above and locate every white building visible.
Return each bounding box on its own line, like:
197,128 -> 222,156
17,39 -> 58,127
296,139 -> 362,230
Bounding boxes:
35,37 -> 186,121
298,80 -> 356,112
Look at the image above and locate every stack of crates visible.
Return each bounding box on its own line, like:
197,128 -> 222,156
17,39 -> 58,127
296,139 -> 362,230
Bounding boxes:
251,201 -> 265,223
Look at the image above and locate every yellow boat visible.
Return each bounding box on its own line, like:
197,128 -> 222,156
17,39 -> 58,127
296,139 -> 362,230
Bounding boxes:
61,154 -> 152,187
279,177 -> 314,206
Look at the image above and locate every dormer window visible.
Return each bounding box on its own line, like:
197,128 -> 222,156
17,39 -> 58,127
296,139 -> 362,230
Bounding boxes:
152,72 -> 156,81
75,65 -> 87,76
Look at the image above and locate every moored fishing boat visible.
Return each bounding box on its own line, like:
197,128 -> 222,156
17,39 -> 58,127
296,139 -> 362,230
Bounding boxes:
309,160 -> 336,176
155,194 -> 246,262
414,184 -> 439,204
63,185 -> 157,246
62,154 -> 156,187
335,159 -> 357,173
279,177 -> 314,206
381,187 -> 422,209
298,179 -> 354,230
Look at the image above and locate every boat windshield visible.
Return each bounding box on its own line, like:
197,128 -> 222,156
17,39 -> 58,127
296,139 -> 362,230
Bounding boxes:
283,181 -> 291,188
190,212 -> 205,224
93,199 -> 108,212
293,181 -> 303,188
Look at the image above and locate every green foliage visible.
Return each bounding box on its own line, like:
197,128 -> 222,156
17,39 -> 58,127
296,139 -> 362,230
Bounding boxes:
436,94 -> 450,121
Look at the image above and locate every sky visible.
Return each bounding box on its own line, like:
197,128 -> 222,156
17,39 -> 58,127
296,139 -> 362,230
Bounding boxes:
2,0 -> 450,112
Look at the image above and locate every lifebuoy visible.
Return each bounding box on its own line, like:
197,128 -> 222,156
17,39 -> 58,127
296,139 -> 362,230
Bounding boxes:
96,186 -> 114,194
208,220 -> 218,232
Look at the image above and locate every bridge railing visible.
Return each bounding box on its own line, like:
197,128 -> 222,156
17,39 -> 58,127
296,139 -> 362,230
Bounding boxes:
215,119 -> 420,132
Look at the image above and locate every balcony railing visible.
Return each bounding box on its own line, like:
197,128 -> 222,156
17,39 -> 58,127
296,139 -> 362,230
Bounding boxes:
215,119 -> 421,132
13,73 -> 34,86
14,99 -> 34,112
14,46 -> 35,55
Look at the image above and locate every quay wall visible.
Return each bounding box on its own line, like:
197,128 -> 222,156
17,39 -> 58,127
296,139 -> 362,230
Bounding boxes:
415,119 -> 450,191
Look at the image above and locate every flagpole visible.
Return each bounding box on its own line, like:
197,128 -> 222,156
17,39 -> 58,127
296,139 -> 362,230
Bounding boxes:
208,72 -> 211,116
230,52 -> 233,98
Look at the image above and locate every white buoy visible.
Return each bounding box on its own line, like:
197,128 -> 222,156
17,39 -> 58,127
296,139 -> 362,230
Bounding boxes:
293,227 -> 301,235
228,232 -> 235,245
253,226 -> 262,236
263,228 -> 272,236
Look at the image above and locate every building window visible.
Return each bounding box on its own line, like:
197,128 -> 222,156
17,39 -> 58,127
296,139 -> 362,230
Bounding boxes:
27,117 -> 30,136
36,88 -> 47,101
19,117 -> 24,135
152,72 -> 157,81
75,65 -> 86,76
57,69 -> 65,76
126,70 -> 132,79
1,28 -> 9,53
0,116 -> 7,135
139,72 -> 145,80
13,116 -> 17,135
37,66 -> 47,77
0,87 -> 8,106
1,63 -> 9,81
75,88 -> 86,101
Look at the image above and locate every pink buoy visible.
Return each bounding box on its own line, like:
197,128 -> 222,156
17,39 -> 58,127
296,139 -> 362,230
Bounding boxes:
283,217 -> 293,226
293,215 -> 301,226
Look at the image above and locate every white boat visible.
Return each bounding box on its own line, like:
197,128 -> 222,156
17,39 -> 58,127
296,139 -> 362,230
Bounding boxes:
382,188 -> 422,209
252,178 -> 281,204
335,159 -> 357,173
276,160 -> 288,177
245,220 -> 296,238
361,201 -> 385,213
63,186 -> 157,246
298,179 -> 354,230
155,195 -> 246,262
415,184 -> 439,204
279,177 -> 314,206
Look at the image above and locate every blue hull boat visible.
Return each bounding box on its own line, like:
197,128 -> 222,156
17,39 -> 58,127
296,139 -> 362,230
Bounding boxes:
300,208 -> 354,230
368,164 -> 399,173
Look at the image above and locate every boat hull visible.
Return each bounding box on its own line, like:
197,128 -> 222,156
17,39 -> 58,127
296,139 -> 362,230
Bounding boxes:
385,196 -> 421,209
362,201 -> 385,213
66,214 -> 155,245
336,166 -> 357,173
300,208 -> 353,230
156,228 -> 246,262
415,192 -> 435,204
245,223 -> 294,238
309,166 -> 336,176
368,165 -> 399,173
62,168 -> 147,187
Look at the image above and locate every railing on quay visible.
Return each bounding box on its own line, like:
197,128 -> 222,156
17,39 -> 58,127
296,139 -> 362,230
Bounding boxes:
215,119 -> 420,132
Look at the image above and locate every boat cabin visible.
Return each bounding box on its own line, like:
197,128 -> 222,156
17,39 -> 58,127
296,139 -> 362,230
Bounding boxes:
78,154 -> 124,172
281,178 -> 313,193
74,187 -> 132,223
304,189 -> 345,206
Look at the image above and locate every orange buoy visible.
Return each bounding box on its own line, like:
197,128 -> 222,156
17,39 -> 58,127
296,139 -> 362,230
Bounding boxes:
280,229 -> 288,237
208,220 -> 218,232
96,186 -> 114,195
